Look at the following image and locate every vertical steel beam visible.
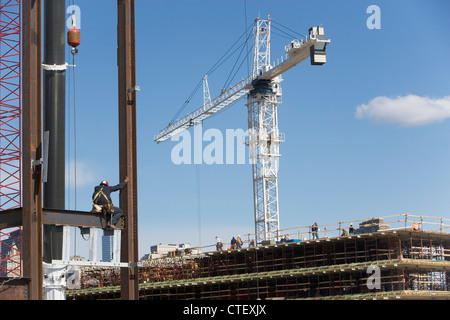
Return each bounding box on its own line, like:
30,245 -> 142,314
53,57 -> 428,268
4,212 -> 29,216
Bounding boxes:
117,0 -> 139,300
22,0 -> 43,300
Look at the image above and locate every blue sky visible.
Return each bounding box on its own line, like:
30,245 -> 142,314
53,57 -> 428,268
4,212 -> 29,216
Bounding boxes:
63,0 -> 450,259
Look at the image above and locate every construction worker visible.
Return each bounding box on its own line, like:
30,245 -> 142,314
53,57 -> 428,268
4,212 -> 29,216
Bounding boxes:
311,222 -> 319,240
215,236 -> 223,251
231,237 -> 237,249
92,177 -> 129,227
412,222 -> 419,231
349,224 -> 355,235
236,235 -> 242,249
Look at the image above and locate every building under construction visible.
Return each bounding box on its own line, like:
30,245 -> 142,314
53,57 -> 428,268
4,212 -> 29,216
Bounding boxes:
65,214 -> 450,300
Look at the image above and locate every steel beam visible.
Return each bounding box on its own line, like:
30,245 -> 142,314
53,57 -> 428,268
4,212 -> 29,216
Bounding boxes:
117,0 -> 139,300
0,208 -> 124,230
22,0 -> 43,300
43,209 -> 125,229
0,208 -> 23,230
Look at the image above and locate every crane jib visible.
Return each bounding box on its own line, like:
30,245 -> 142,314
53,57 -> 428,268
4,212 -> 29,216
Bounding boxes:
155,25 -> 330,143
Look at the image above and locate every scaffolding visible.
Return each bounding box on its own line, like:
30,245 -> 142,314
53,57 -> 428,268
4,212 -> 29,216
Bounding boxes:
66,214 -> 450,300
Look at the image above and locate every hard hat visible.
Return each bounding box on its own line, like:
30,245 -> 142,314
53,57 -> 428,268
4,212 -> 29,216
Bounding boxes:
100,180 -> 109,186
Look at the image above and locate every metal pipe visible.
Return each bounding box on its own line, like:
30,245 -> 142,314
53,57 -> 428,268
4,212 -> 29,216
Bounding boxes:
42,0 -> 66,263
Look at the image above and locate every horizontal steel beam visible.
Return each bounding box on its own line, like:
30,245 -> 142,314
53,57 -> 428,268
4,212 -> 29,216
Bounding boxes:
0,208 -> 124,230
52,260 -> 142,268
0,208 -> 23,230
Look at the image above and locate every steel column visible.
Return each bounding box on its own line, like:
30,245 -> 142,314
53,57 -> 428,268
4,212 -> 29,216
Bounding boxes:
22,0 -> 43,300
42,0 -> 66,263
117,0 -> 139,300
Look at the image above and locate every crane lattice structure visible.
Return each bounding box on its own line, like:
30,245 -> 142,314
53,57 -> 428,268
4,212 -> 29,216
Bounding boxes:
155,17 -> 330,245
0,0 -> 22,277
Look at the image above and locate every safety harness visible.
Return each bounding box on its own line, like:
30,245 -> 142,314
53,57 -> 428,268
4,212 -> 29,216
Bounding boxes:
92,187 -> 111,213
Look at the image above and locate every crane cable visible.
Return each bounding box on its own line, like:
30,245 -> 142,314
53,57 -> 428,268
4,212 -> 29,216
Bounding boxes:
271,20 -> 308,40
72,50 -> 87,243
72,49 -> 77,213
67,0 -> 86,248
244,0 -> 250,77
196,164 -> 201,248
168,19 -> 305,125
169,22 -> 255,124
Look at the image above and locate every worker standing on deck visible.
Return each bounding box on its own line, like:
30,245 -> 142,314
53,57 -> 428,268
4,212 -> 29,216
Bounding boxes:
349,224 -> 355,235
216,236 -> 223,251
311,222 -> 319,240
236,235 -> 242,249
92,177 -> 129,227
231,236 -> 237,249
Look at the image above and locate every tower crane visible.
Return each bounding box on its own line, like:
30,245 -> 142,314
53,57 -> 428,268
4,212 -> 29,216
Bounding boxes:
155,17 -> 330,245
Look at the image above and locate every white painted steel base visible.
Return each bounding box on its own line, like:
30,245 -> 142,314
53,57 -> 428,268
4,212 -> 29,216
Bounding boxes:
43,263 -> 67,300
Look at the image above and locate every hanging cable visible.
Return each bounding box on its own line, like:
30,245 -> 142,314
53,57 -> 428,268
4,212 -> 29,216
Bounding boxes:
72,48 -> 77,212
67,1 -> 80,211
66,12 -> 74,255
196,164 -> 202,248
66,0 -> 83,251
67,45 -> 72,210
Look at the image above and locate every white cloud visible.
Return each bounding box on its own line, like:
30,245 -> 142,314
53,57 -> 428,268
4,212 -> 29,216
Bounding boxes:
65,159 -> 99,188
355,95 -> 450,127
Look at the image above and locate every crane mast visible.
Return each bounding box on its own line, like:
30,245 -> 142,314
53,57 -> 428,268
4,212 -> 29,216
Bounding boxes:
248,17 -> 284,244
252,18 -> 271,77
155,17 -> 330,245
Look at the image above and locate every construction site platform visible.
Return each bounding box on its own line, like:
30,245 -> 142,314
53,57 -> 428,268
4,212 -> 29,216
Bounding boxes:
66,222 -> 450,300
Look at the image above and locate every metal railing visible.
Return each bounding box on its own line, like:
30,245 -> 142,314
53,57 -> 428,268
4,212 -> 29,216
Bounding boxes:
192,213 -> 450,254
